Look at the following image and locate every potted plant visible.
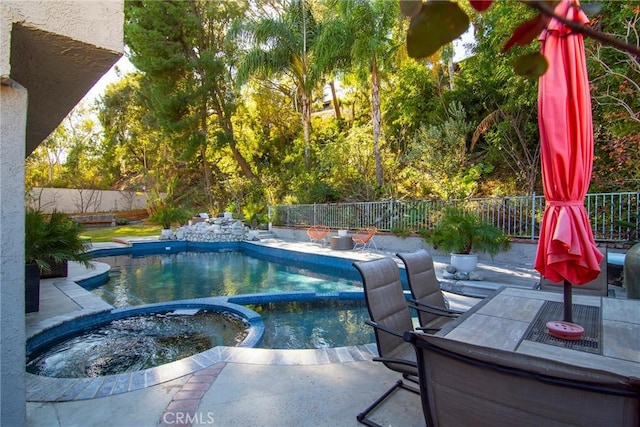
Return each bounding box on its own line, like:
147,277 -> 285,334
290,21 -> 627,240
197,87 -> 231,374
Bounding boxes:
422,207 -> 510,272
148,203 -> 189,238
241,202 -> 268,239
25,209 -> 92,312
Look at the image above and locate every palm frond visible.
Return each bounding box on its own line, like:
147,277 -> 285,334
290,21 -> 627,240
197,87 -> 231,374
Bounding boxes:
471,109 -> 503,150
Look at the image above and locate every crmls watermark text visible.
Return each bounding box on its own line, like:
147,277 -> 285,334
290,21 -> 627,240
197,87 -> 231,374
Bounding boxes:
162,412 -> 215,424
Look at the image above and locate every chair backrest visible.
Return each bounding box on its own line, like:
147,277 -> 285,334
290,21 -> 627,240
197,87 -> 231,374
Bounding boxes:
353,258 -> 414,360
406,332 -> 640,427
353,228 -> 373,244
397,250 -> 447,326
540,248 -> 609,296
307,225 -> 329,239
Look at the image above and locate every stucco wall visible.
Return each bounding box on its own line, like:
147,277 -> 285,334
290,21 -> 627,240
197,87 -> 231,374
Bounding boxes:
1,0 -> 123,75
0,81 -> 28,427
28,187 -> 151,214
1,2 -> 123,425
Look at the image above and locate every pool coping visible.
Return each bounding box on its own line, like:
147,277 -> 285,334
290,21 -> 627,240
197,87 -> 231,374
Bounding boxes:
26,243 -> 380,402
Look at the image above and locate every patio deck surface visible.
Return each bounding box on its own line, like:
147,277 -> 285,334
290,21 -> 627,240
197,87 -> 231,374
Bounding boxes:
24,236 -> 566,427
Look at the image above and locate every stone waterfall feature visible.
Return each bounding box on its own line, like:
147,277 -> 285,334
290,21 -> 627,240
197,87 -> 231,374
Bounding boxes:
170,219 -> 253,242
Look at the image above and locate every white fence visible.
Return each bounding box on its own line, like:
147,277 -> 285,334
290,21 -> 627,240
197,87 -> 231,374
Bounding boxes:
27,187 -> 150,214
270,192 -> 640,243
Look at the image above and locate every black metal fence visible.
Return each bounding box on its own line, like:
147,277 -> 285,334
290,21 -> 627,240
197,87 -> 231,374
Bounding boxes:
269,192 -> 640,243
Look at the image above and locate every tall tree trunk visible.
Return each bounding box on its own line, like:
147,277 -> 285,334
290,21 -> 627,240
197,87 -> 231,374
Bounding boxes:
448,55 -> 455,91
200,106 -> 215,208
300,0 -> 311,172
224,121 -> 258,183
212,93 -> 259,183
229,141 -> 257,182
329,80 -> 341,120
200,145 -> 215,208
371,55 -> 383,187
301,89 -> 312,171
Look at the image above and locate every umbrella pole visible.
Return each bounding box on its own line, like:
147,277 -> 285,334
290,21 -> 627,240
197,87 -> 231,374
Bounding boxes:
563,279 -> 573,323
547,280 -> 584,340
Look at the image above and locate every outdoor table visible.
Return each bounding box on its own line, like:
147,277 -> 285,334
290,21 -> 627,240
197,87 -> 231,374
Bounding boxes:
437,287 -> 640,377
330,235 -> 353,250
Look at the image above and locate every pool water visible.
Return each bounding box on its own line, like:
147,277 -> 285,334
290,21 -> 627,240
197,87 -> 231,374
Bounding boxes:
92,251 -> 361,307
26,311 -> 249,378
248,299 -> 374,349
88,251 -> 373,349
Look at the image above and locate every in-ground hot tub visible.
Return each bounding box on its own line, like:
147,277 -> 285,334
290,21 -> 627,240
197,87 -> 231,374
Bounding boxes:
27,300 -> 263,380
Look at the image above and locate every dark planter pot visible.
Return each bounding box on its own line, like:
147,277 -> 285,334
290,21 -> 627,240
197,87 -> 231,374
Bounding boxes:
25,263 -> 40,313
39,259 -> 68,279
624,242 -> 640,300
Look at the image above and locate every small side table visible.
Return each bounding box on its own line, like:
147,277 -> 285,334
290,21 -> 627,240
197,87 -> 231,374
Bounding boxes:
330,235 -> 353,250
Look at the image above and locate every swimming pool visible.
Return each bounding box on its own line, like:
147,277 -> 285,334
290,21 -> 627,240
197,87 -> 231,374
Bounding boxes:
86,246 -> 375,349
90,251 -> 362,306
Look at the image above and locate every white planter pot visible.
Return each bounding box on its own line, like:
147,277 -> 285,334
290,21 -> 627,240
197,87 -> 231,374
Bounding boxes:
450,253 -> 478,273
161,228 -> 173,239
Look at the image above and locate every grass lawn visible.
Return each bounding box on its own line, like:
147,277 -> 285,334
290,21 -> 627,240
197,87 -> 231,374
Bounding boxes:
79,223 -> 161,242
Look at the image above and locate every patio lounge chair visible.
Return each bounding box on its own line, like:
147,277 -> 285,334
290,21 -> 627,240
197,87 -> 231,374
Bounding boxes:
306,225 -> 330,246
396,250 -> 464,329
538,248 -> 610,297
352,257 -> 420,427
404,332 -> 640,427
352,227 -> 377,251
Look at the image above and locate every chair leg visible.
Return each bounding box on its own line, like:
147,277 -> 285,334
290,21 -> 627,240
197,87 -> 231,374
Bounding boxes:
356,379 -> 420,427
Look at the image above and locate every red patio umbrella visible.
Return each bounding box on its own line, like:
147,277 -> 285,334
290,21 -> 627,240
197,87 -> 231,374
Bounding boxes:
534,0 -> 603,337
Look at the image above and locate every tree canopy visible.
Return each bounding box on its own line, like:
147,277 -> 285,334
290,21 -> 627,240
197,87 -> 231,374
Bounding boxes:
26,0 -> 640,215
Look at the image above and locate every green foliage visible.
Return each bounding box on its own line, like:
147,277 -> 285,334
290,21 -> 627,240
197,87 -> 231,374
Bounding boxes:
447,1 -> 541,195
25,209 -> 91,274
241,201 -> 268,229
289,173 -> 341,204
402,0 -> 639,77
148,203 -> 189,229
406,102 -> 479,199
125,0 -> 257,197
406,0 -> 469,58
26,104 -> 106,190
98,73 -> 163,192
34,0 -> 638,210
513,52 -> 548,79
384,60 -> 439,152
423,207 -> 510,255
587,3 -> 640,191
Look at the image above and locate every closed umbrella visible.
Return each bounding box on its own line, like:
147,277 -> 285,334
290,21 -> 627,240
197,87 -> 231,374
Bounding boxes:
534,0 -> 603,339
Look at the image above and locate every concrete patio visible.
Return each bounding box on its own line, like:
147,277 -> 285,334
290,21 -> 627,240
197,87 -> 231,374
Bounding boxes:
26,236 -> 611,427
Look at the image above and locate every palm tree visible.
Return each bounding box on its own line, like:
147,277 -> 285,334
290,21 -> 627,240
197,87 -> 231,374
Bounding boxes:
234,0 -> 322,172
326,0 -> 401,188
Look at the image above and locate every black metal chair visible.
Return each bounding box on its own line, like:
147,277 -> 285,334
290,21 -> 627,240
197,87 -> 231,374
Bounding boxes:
404,331 -> 640,426
397,250 -> 464,329
352,257 -> 420,427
